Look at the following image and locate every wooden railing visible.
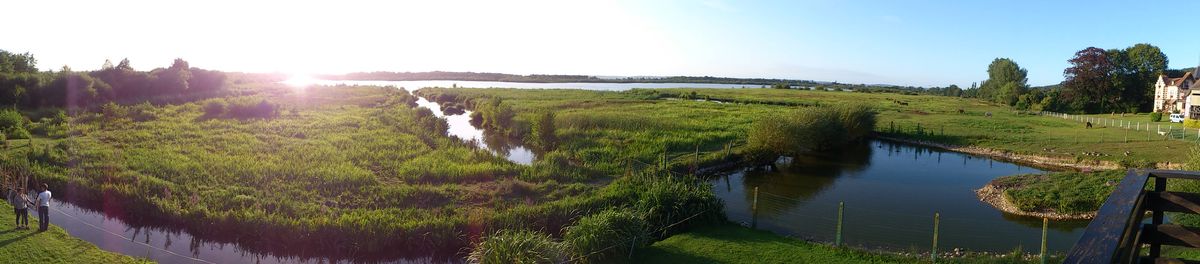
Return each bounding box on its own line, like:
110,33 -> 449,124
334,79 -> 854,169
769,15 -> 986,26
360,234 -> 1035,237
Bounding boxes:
1065,169 -> 1200,264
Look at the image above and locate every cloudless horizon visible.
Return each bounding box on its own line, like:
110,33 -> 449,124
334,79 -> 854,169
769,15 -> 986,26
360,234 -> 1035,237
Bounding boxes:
5,0 -> 1199,87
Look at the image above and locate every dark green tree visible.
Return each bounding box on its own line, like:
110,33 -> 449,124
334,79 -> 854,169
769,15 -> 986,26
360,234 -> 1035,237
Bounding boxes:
979,58 -> 1028,105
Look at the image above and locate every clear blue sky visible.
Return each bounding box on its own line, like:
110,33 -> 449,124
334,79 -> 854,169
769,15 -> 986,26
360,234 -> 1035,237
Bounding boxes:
4,0 -> 1198,87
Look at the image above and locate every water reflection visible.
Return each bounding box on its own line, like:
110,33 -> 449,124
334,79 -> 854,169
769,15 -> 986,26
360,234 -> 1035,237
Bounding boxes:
50,199 -> 446,264
712,140 -> 1088,252
414,96 -> 536,164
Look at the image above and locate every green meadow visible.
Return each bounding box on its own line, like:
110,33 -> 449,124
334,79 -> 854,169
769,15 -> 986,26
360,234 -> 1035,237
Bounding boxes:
3,83 -> 1190,262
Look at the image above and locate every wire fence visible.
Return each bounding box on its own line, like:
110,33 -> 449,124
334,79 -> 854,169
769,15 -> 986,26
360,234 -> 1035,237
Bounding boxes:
747,188 -> 1055,263
1041,111 -> 1200,143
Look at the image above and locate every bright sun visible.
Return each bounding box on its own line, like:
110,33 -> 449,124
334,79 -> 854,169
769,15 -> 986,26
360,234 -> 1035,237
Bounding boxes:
283,74 -> 317,88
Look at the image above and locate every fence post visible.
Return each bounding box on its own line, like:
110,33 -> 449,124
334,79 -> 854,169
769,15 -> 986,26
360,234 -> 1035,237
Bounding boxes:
835,202 -> 844,247
932,212 -> 940,263
752,187 -> 759,229
1041,218 -> 1049,264
628,238 -> 636,259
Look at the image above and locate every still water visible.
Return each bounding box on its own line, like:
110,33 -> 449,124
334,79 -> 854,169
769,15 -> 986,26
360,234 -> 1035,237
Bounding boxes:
315,80 -> 763,91
712,140 -> 1088,253
414,96 -> 535,164
47,199 -> 439,264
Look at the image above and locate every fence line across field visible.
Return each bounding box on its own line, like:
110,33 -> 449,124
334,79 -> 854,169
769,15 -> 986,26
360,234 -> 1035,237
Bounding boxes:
746,187 -> 1055,264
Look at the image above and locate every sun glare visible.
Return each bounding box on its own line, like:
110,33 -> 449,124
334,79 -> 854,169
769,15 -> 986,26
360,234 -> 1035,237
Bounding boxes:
284,74 -> 317,88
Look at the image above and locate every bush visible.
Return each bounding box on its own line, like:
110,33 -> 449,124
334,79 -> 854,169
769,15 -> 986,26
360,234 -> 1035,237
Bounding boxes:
0,109 -> 24,131
468,230 -> 567,264
745,105 -> 876,164
1185,119 -> 1200,129
203,100 -> 227,117
4,126 -> 30,139
527,111 -> 557,150
1151,112 -> 1163,122
563,209 -> 649,263
226,98 -> 279,119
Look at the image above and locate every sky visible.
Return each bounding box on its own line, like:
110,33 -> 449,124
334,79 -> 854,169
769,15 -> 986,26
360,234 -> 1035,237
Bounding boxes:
4,0 -> 1199,87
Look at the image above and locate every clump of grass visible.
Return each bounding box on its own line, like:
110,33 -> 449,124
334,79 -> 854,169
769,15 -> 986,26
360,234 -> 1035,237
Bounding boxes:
468,229 -> 568,264
563,209 -> 650,263
745,105 -> 876,164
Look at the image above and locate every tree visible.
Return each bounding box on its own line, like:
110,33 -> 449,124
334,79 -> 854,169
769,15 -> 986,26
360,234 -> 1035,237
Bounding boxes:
978,58 -> 1028,105
1062,47 -> 1118,113
1124,44 -> 1168,111
0,50 -> 38,74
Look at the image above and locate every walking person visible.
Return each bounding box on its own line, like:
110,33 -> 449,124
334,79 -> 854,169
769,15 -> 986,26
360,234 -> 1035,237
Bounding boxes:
7,187 -> 31,229
35,183 -> 50,232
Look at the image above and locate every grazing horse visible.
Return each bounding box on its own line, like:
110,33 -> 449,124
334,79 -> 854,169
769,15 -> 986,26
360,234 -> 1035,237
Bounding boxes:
1086,122 -> 1092,128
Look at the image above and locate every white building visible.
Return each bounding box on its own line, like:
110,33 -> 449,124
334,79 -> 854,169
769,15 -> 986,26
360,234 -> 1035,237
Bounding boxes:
1154,69 -> 1198,117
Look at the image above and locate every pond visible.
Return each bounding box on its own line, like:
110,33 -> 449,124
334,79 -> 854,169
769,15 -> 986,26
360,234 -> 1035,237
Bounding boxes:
414,96 -> 535,165
712,139 -> 1089,253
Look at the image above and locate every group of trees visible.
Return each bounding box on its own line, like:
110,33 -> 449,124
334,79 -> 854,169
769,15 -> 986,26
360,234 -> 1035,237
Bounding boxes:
1059,44 -> 1168,113
959,44 -> 1172,114
0,50 -> 228,110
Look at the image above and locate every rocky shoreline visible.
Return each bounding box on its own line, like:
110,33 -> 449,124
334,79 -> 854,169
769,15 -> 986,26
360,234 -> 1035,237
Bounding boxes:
974,182 -> 1095,220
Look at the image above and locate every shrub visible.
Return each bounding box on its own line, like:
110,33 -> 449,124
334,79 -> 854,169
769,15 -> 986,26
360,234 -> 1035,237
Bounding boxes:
468,230 -> 567,264
128,102 -> 157,121
203,100 -> 227,117
527,111 -> 557,150
0,109 -> 25,131
563,209 -> 649,262
226,98 -> 279,119
4,126 -> 30,139
745,105 -> 876,164
1151,112 -> 1163,122
1185,119 -> 1200,129
100,102 -> 126,119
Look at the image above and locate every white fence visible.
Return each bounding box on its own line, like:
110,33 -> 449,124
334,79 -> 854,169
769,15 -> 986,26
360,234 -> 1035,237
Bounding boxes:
1040,111 -> 1200,142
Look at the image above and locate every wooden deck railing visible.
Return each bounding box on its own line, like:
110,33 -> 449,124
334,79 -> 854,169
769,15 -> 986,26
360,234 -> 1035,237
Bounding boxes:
1065,169 -> 1200,264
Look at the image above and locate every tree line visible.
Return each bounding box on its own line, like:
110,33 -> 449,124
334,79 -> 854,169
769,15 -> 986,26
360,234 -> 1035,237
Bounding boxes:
0,50 -> 228,110
966,44 -> 1173,114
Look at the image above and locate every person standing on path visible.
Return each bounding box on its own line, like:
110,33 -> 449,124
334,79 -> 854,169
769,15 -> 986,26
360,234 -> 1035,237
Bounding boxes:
35,183 -> 50,232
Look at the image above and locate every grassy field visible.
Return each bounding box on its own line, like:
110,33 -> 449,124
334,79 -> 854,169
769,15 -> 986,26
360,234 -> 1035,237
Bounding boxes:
634,224 -> 1059,264
0,203 -> 150,263
419,87 -> 1188,165
5,85 -> 1191,261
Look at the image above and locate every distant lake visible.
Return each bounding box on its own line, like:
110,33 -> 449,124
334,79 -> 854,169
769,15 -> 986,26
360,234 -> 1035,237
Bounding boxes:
313,80 -> 767,91
711,140 -> 1089,253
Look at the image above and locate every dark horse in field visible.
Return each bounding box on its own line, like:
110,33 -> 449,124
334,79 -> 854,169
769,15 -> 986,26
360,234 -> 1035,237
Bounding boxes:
1086,122 -> 1092,128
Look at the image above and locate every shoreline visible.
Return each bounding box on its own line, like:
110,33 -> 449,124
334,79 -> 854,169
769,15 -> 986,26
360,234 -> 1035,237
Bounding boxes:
974,182 -> 1095,220
874,136 -> 1121,171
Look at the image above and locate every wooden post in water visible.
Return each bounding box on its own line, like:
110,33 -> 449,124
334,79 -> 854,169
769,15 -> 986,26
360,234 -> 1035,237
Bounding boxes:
1041,218 -> 1049,264
835,202 -> 844,247
752,187 -> 759,229
932,213 -> 940,263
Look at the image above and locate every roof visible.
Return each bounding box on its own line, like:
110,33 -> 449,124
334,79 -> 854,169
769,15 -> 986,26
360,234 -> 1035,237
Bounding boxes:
1173,72 -> 1194,86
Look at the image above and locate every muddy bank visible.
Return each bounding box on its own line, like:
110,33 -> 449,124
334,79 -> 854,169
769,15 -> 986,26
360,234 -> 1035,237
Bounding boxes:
974,182 -> 1095,220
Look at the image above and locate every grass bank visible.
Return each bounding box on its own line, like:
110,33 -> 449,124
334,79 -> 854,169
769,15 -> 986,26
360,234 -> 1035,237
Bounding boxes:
634,224 -> 1060,264
978,170 -> 1124,219
0,203 -> 150,263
